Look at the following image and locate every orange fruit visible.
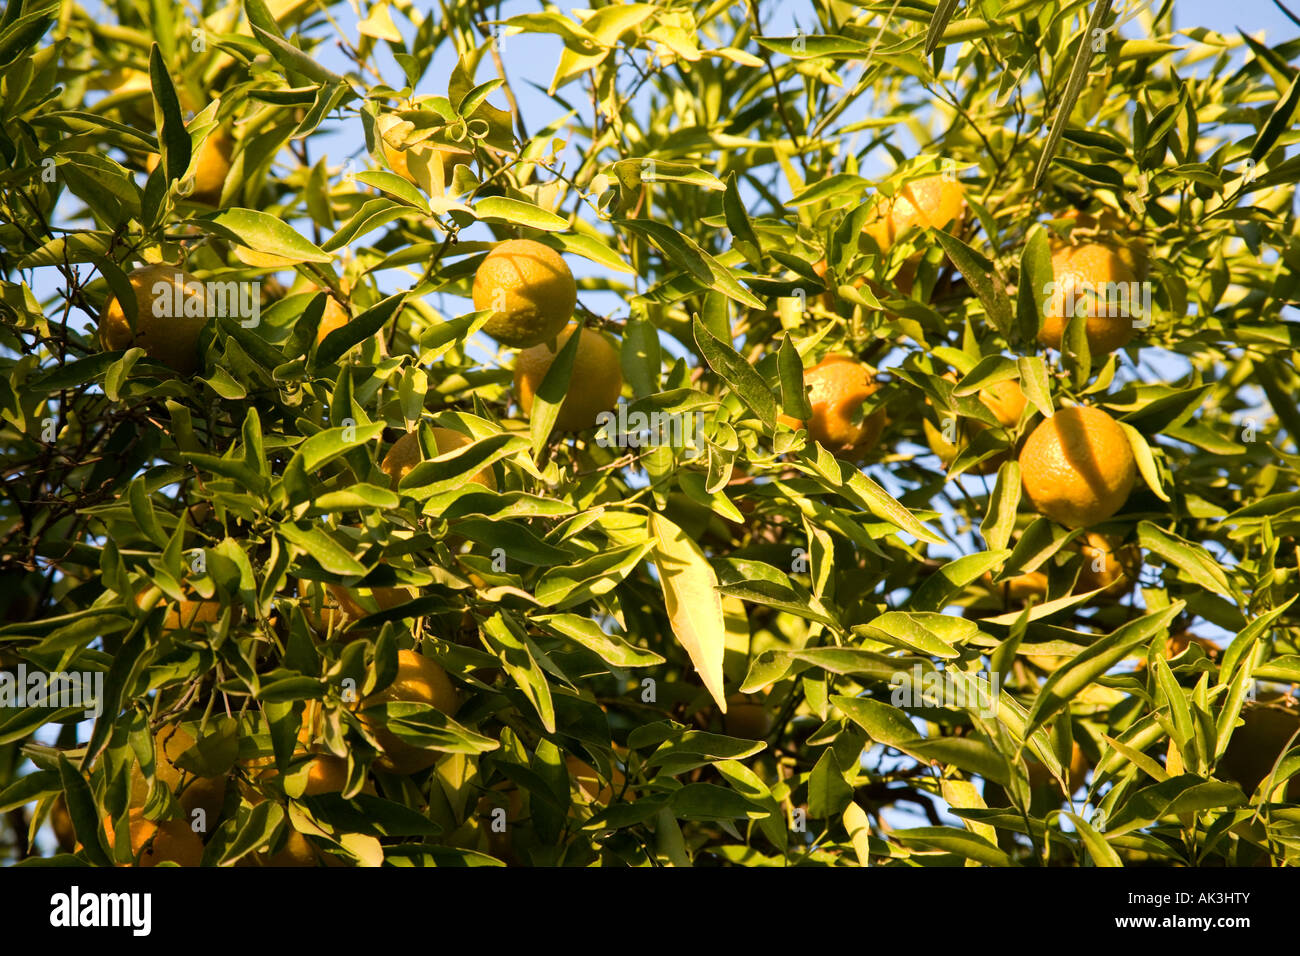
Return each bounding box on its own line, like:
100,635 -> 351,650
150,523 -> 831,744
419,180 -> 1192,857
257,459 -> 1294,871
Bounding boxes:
1220,699 -> 1300,800
128,724 -> 228,829
101,808 -> 205,866
566,754 -> 626,805
50,795 -> 76,852
780,354 -> 886,460
472,239 -> 576,348
723,693 -> 772,740
375,110 -> 470,195
1039,243 -> 1141,355
1076,532 -> 1140,598
314,292 -> 350,343
1059,209 -> 1149,281
297,578 -> 412,638
864,175 -> 966,252
1136,631 -> 1219,671
359,649 -> 460,774
256,754 -> 369,797
513,325 -> 622,431
1026,741 -> 1091,793
982,568 -> 1051,604
99,263 -> 209,373
145,128 -> 233,205
981,532 -> 1138,607
923,372 -> 1027,474
1019,406 -> 1136,528
380,429 -> 497,491
478,782 -> 526,864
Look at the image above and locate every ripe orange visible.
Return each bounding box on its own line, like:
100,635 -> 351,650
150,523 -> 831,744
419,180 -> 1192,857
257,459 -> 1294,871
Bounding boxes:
723,693 -> 772,740
1027,741 -> 1091,793
375,110 -> 470,195
1076,532 -> 1140,598
99,263 -> 209,373
123,724 -> 228,841
864,175 -> 966,252
134,588 -> 227,632
566,754 -> 626,805
314,291 -> 350,343
472,239 -> 576,348
380,429 -> 497,491
255,754 -> 367,797
145,128 -> 233,205
50,795 -> 76,852
982,568 -> 1051,605
923,372 -> 1027,473
1019,406 -> 1136,528
101,808 -> 205,866
1220,699 -> 1300,800
982,531 -> 1137,607
478,782 -> 526,863
1039,242 -> 1140,355
513,325 -> 622,431
780,354 -> 886,460
359,649 -> 460,774
298,578 -> 413,637
1059,209 -> 1149,281
1135,630 -> 1219,671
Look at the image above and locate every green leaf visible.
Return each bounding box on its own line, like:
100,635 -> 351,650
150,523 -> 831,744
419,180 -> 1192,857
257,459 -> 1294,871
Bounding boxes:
279,524 -> 367,576
894,827 -> 1014,866
692,315 -> 777,428
807,748 -> 854,819
1017,226 -> 1054,344
723,170 -> 762,266
1033,0 -> 1115,187
834,696 -> 1011,786
932,231 -> 1012,336
1250,72 -> 1300,163
777,333 -> 812,420
618,219 -> 764,309
1027,603 -> 1184,737
671,784 -> 770,821
649,512 -> 728,710
1119,423 -> 1171,503
981,462 -> 1022,551
481,612 -> 555,734
251,24 -> 349,87
314,293 -> 406,367
529,326 -> 583,456
352,171 -> 431,212
535,613 -> 666,668
1137,523 -> 1231,595
475,196 -> 569,232
924,0 -> 964,56
148,43 -> 189,183
1017,355 -> 1054,417
323,198 -> 413,251
57,755 -> 110,866
195,209 -> 332,263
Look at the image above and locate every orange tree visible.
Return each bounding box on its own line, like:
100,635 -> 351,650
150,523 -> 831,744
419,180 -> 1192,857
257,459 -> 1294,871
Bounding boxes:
1,0 -> 1298,867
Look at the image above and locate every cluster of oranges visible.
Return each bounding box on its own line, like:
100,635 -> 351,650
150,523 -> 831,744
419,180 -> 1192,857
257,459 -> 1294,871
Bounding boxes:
786,174 -> 1148,607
